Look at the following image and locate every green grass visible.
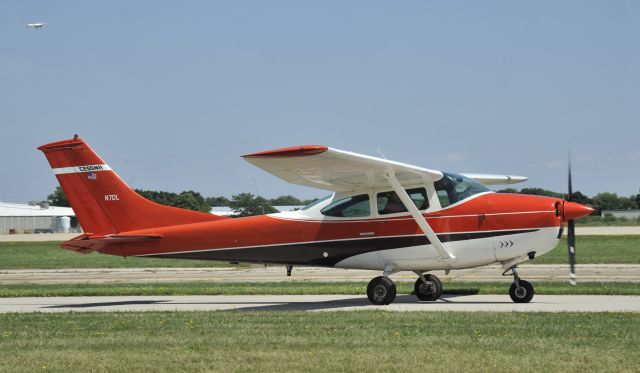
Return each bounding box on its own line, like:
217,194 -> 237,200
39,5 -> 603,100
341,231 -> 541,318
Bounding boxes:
0,235 -> 638,270
0,242 -> 233,269
533,235 -> 640,264
1,281 -> 638,297
0,311 -> 638,372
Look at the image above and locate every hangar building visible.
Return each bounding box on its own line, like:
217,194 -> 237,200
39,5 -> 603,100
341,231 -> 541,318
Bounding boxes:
0,202 -> 77,235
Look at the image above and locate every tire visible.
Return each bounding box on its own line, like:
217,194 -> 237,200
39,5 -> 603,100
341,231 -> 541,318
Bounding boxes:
367,276 -> 397,305
414,274 -> 443,301
509,280 -> 534,303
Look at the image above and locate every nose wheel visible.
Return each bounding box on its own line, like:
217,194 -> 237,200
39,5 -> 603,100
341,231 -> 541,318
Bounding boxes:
506,266 -> 534,303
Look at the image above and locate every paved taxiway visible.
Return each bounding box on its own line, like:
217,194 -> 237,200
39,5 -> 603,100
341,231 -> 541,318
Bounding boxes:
1,294 -> 638,313
2,264 -> 639,284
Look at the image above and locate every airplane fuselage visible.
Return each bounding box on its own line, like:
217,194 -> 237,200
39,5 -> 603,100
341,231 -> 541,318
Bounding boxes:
77,192 -> 564,272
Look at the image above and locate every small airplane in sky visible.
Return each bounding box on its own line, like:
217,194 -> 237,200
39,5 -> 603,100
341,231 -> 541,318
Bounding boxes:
25,23 -> 45,29
38,135 -> 593,305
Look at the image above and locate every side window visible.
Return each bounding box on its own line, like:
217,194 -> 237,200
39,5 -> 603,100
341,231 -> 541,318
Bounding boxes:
436,189 -> 451,208
321,194 -> 371,217
377,188 -> 429,215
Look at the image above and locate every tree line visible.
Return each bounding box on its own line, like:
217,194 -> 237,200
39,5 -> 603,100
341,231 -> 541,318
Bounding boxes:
46,186 -> 639,217
496,187 -> 639,213
46,186 -> 316,217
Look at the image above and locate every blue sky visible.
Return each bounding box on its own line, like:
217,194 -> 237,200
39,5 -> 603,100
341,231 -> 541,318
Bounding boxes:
1,1 -> 638,203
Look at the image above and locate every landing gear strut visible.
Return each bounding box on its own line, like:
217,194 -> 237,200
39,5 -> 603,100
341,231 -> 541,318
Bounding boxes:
367,276 -> 396,305
414,272 -> 443,301
505,266 -> 534,303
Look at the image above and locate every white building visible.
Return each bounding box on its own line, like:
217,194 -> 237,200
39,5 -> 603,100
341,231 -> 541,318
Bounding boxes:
0,202 -> 77,234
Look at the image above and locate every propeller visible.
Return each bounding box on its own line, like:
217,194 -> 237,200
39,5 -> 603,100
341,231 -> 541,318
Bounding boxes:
561,151 -> 594,285
566,152 -> 576,285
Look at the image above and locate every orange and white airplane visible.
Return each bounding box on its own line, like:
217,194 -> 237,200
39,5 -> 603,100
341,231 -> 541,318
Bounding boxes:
38,135 -> 593,305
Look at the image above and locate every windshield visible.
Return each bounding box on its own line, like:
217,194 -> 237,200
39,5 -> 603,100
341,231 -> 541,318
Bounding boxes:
434,172 -> 491,208
301,194 -> 332,210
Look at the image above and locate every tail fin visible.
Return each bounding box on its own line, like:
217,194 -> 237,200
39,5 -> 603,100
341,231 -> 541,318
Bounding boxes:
38,135 -> 227,236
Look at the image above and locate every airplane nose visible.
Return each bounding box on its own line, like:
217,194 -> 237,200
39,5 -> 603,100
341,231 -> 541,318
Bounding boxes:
562,201 -> 595,221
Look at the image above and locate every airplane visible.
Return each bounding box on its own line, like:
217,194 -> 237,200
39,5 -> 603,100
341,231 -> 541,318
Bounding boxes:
25,23 -> 46,29
38,135 -> 594,305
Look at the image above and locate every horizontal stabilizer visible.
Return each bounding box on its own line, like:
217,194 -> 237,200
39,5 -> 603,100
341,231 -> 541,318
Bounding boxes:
60,233 -> 163,254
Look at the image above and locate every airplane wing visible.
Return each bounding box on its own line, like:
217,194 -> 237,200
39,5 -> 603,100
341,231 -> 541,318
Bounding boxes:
460,173 -> 528,185
243,145 -> 443,192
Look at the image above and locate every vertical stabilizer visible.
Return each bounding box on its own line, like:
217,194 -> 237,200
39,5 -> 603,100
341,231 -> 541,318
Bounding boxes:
38,135 -> 226,235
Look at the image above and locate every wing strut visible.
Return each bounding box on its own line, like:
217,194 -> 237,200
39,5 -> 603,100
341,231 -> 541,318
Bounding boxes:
384,169 -> 456,262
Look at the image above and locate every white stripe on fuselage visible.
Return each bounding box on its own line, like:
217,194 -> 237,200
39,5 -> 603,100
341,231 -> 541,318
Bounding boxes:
269,210 -> 556,224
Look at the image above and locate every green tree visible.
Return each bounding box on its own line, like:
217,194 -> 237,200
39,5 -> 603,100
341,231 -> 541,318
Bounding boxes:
519,188 -> 564,198
229,193 -> 278,217
175,191 -> 210,212
206,196 -> 231,207
136,189 -> 178,206
269,195 -> 303,206
591,193 -> 633,213
569,191 -> 592,206
496,188 -> 519,194
135,189 -> 211,212
302,198 -> 321,205
47,186 -> 70,207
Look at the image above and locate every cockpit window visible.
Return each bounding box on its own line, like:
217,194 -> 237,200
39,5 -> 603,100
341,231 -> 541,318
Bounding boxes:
434,172 -> 490,208
377,188 -> 428,215
321,194 -> 370,217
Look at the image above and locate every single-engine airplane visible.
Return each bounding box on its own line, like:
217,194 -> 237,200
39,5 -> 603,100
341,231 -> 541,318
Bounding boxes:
25,23 -> 46,29
38,135 -> 594,305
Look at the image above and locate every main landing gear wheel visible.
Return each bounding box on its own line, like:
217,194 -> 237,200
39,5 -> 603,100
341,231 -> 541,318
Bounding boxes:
506,266 -> 534,303
367,276 -> 397,305
414,274 -> 442,301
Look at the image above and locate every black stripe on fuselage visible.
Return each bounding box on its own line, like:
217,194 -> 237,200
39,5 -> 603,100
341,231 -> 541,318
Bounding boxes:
140,229 -> 540,267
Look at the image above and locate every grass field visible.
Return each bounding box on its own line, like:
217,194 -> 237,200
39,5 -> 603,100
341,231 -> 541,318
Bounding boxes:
0,235 -> 638,270
1,281 -> 638,297
532,235 -> 640,264
0,311 -> 638,372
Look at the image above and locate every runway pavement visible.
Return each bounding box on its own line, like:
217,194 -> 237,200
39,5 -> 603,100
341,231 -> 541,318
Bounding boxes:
1,294 -> 638,313
2,264 -> 639,284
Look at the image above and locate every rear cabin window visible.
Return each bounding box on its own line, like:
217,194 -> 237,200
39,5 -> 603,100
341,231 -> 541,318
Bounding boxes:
377,188 -> 429,215
321,194 -> 371,217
